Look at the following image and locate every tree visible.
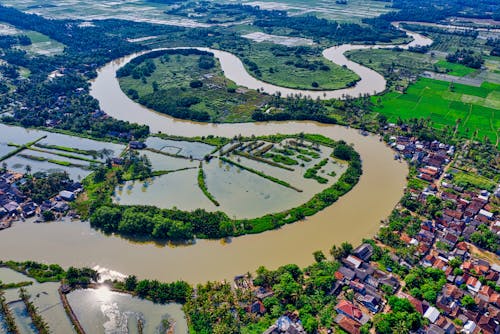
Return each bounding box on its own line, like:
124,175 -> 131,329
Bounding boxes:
42,210 -> 55,222
89,206 -> 121,233
124,275 -> 138,291
461,295 -> 476,309
273,272 -> 301,305
313,250 -> 326,263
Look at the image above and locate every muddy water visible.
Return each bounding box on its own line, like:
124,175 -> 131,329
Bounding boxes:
67,288 -> 187,334
103,23 -> 431,100
0,26 -> 420,283
0,75 -> 407,284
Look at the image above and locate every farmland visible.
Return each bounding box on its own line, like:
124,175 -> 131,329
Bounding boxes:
372,78 -> 500,144
434,60 -> 478,77
0,22 -> 64,56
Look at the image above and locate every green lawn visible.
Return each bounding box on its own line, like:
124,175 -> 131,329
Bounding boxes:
435,60 -> 477,77
373,78 -> 500,144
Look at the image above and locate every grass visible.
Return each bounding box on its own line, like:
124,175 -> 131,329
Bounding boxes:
304,158 -> 329,184
18,30 -> 64,56
435,60 -> 477,77
240,43 -> 360,90
453,171 -> 496,191
345,49 -> 435,76
197,163 -> 220,206
30,146 -> 102,164
372,78 -> 500,144
17,153 -> 89,169
0,135 -> 46,162
234,150 -> 295,171
119,53 -> 270,123
34,143 -> 99,157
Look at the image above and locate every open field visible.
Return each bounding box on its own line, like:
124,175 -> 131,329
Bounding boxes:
434,60 -> 477,77
372,78 -> 500,144
1,0 -> 394,24
241,43 -> 360,90
0,21 -> 64,56
242,0 -> 394,22
345,49 -> 436,76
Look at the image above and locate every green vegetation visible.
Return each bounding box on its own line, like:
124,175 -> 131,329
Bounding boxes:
120,150 -> 153,181
1,261 -> 65,283
115,275 -> 191,304
263,152 -> 299,166
33,143 -> 101,158
0,281 -> 32,290
19,287 -> 50,334
453,171 -> 496,191
219,156 -> 302,192
17,153 -> 89,168
240,43 -> 360,90
435,60 -> 476,77
29,147 -> 101,164
372,78 -> 500,144
304,158 -> 329,184
0,135 -> 46,162
183,255 -> 344,333
1,261 -> 99,288
470,224 -> 499,253
446,49 -> 484,70
197,162 -> 220,206
373,296 -> 425,334
19,171 -> 72,204
118,49 -> 270,123
234,150 -> 295,171
0,290 -> 19,333
78,134 -> 362,241
404,267 -> 446,303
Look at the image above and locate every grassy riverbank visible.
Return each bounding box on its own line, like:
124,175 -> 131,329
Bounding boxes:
118,49 -> 270,123
238,43 -> 360,90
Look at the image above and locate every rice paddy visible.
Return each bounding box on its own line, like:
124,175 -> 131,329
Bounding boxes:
373,78 -> 500,144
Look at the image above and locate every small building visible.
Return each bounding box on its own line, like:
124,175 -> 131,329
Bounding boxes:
129,141 -> 146,150
424,306 -> 440,323
353,243 -> 374,262
59,190 -> 76,202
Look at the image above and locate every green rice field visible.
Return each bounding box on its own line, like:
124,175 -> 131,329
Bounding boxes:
435,60 -> 477,77
373,78 -> 500,144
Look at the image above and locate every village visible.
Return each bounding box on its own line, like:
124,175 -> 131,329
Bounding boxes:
231,124 -> 500,334
0,168 -> 82,229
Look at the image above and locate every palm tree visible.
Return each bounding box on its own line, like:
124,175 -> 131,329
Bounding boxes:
25,164 -> 31,175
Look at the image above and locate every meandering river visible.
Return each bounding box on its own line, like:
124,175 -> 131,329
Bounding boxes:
0,25 -> 431,283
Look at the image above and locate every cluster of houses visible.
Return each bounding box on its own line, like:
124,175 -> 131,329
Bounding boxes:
231,131 -> 499,334
0,170 -> 82,229
389,135 -> 500,333
390,135 -> 455,182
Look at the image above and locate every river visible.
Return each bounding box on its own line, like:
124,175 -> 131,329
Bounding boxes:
0,26 -> 425,284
